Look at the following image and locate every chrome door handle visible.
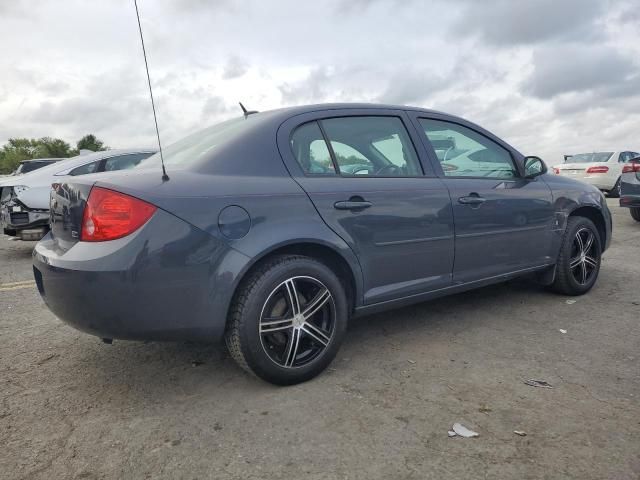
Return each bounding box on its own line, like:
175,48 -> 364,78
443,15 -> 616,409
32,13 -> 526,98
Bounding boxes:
458,195 -> 486,205
334,200 -> 372,210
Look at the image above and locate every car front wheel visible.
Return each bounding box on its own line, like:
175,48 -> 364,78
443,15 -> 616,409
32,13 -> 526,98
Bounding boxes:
225,255 -> 348,385
551,216 -> 602,295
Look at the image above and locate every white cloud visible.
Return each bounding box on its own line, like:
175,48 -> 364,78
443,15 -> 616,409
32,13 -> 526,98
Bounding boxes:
0,0 -> 638,163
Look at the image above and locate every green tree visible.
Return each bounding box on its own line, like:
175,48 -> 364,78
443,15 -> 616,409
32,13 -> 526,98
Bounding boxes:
0,137 -> 73,174
76,134 -> 108,153
35,137 -> 73,158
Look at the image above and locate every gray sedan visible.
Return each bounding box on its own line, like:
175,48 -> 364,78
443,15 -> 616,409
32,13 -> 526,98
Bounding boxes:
32,104 -> 612,385
619,156 -> 640,221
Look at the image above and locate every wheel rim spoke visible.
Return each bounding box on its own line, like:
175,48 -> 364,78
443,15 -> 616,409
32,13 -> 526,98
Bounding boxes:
569,256 -> 582,269
302,322 -> 330,346
582,233 -> 594,254
575,231 -> 585,252
302,287 -> 331,320
284,279 -> 301,316
584,256 -> 598,268
284,328 -> 301,367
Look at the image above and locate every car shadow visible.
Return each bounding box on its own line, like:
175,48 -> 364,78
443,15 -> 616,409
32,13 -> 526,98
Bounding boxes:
69,277 -> 551,401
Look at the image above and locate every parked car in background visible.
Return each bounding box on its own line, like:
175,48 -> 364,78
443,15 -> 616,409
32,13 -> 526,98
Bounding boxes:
619,156 -> 640,222
32,104 -> 612,385
11,158 -> 65,175
1,148 -> 156,240
553,151 -> 639,198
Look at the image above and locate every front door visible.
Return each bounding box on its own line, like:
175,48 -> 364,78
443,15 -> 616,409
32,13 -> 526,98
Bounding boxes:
413,116 -> 555,284
279,111 -> 455,305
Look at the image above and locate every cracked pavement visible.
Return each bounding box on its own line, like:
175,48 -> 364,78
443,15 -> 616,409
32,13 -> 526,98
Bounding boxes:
1,198 -> 639,479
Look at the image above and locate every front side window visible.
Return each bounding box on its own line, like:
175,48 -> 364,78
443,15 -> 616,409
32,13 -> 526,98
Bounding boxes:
419,119 -> 517,179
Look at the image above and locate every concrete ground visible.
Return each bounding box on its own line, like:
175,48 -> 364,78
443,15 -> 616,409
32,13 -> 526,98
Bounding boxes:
1,198 -> 638,480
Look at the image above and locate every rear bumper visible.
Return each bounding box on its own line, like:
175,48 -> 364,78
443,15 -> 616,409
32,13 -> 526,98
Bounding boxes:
0,203 -> 49,231
555,173 -> 614,191
32,209 -> 250,343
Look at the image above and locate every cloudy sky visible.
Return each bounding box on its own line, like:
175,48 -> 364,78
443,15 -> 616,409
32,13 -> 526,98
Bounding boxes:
1,0 -> 639,162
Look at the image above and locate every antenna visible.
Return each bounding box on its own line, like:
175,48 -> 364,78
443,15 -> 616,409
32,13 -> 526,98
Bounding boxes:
134,0 -> 169,182
239,102 -> 259,118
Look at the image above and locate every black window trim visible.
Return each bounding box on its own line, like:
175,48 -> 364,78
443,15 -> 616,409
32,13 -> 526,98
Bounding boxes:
289,114 -> 427,179
416,116 -> 524,181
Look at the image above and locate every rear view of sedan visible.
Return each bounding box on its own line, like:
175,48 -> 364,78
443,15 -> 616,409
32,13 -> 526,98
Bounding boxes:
33,104 -> 611,385
619,156 -> 640,222
553,151 -> 639,197
1,149 -> 156,240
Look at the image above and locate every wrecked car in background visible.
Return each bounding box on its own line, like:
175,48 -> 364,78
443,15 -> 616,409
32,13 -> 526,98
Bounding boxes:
1,149 -> 156,240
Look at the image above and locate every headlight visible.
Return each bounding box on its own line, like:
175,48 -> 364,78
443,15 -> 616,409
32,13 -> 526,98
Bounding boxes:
13,185 -> 29,195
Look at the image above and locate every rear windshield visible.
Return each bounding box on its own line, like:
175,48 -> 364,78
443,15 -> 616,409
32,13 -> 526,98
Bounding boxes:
136,115 -> 259,170
15,161 -> 55,174
570,152 -> 613,163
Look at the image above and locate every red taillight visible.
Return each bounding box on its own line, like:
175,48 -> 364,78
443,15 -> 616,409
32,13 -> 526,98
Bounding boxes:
622,162 -> 640,173
553,167 -> 560,174
586,166 -> 609,174
81,187 -> 157,242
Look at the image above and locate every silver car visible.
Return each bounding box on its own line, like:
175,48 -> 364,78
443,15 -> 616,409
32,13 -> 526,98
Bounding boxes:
1,149 -> 156,240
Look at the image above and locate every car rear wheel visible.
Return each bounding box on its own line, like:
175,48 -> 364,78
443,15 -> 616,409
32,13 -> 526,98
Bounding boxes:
550,217 -> 602,296
225,255 -> 348,385
631,207 -> 640,222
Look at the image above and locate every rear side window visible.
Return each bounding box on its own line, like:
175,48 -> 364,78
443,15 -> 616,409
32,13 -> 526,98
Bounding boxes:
69,161 -> 100,176
290,116 -> 422,177
104,153 -> 153,171
290,122 -> 336,175
419,118 -> 517,178
619,152 -> 634,163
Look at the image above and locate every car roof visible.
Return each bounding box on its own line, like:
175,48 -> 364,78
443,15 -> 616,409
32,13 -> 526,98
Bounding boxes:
247,102 -> 452,123
0,148 -> 157,187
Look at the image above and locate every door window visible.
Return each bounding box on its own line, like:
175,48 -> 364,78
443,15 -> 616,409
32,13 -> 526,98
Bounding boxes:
290,116 -> 422,177
290,122 -> 336,175
104,153 -> 152,171
322,117 -> 421,176
69,161 -> 100,176
619,152 -> 633,163
419,119 -> 517,178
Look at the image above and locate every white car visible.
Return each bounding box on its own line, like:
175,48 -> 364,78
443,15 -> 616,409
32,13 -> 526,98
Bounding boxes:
1,148 -> 156,240
553,151 -> 639,197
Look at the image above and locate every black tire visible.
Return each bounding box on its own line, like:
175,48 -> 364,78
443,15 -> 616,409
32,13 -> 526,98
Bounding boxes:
608,177 -> 621,198
225,255 -> 348,385
631,207 -> 640,222
550,216 -> 602,296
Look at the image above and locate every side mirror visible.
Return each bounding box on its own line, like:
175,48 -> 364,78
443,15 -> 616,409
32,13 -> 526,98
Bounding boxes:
524,156 -> 547,178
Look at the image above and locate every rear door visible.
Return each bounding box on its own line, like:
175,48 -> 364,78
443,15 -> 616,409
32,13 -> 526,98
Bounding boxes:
278,109 -> 454,305
408,113 -> 555,283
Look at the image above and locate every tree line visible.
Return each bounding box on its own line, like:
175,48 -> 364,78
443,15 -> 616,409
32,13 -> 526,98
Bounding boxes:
0,134 -> 108,174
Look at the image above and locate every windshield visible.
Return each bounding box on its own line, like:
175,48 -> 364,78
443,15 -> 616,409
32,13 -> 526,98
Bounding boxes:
136,116 -> 254,170
570,152 -> 613,163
